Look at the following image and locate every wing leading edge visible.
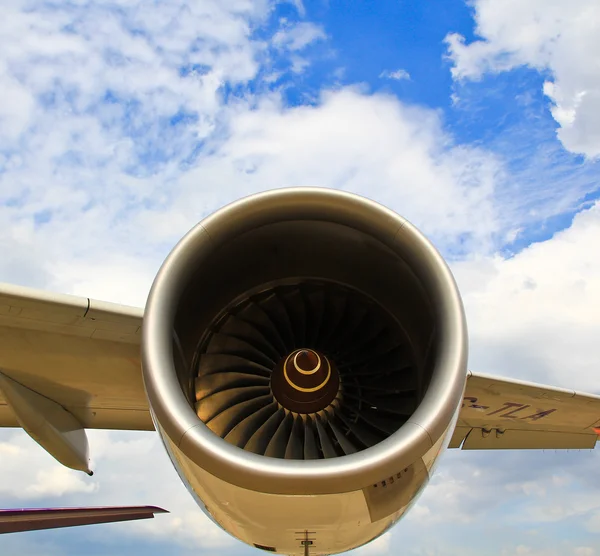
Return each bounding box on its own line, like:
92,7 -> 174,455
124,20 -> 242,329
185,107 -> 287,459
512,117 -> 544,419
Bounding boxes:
452,371 -> 600,450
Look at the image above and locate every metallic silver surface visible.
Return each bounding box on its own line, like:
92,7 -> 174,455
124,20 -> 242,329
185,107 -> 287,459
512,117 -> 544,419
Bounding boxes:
158,420 -> 439,555
143,187 -> 468,499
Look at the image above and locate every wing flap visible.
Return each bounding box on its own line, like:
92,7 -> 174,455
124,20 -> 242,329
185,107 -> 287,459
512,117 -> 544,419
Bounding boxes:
453,371 -> 600,450
461,428 -> 597,450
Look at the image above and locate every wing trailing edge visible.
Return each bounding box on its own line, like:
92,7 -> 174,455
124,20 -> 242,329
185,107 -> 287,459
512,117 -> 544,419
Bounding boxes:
452,371 -> 600,450
0,505 -> 168,534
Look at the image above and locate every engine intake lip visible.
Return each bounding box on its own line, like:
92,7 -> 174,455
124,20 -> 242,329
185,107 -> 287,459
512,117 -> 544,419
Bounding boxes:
142,187 -> 468,495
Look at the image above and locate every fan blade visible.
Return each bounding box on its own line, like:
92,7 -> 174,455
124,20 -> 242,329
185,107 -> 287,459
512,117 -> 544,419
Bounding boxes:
357,371 -> 418,393
327,296 -> 368,353
205,395 -> 273,437
197,354 -> 272,378
342,346 -> 413,375
344,391 -> 417,416
259,293 -> 295,351
245,409 -> 286,455
304,288 -> 325,347
225,402 -> 279,448
338,328 -> 394,364
315,290 -> 347,348
327,417 -> 358,455
303,416 -> 320,460
195,386 -> 271,422
195,373 -> 269,400
336,411 -> 383,448
343,406 -> 403,435
265,412 -> 294,458
237,302 -> 288,355
206,334 -> 276,368
219,316 -> 282,361
346,312 -> 385,348
315,414 -> 338,458
280,289 -> 307,347
285,415 -> 305,460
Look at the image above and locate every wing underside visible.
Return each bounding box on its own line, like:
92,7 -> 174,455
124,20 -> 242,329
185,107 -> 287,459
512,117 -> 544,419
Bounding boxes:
0,506 -> 167,534
0,283 -> 150,431
452,371 -> 600,450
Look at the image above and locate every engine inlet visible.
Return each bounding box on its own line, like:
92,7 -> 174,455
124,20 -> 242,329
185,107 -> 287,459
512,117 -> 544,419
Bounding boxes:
142,186 -> 468,495
193,280 -> 420,461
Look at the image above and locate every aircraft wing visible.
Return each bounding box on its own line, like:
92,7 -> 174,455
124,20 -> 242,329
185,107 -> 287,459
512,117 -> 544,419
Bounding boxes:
0,506 -> 167,534
0,283 -> 150,473
3,282 -> 600,469
451,371 -> 600,450
0,283 -> 149,431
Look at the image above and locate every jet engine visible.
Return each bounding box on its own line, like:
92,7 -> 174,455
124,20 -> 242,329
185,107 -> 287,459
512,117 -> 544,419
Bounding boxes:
142,188 -> 467,555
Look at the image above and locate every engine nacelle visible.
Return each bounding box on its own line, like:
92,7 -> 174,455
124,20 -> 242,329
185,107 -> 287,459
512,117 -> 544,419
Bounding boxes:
142,188 -> 467,555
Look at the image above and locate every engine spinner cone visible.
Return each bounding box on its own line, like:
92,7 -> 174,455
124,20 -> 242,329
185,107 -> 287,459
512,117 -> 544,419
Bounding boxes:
271,349 -> 340,414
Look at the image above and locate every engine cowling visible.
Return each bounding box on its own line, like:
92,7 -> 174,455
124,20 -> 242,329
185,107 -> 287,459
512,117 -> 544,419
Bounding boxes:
142,188 -> 468,554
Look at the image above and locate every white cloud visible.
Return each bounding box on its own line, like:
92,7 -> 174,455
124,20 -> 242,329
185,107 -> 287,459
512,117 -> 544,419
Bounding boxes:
3,1 -> 590,311
348,532 -> 392,555
290,0 -> 306,18
0,0 -> 271,304
454,200 -> 600,390
272,21 -> 326,51
0,433 -> 97,499
0,1 -> 269,153
500,545 -> 596,556
0,429 -> 236,550
522,490 -> 600,524
2,1 -> 600,555
379,68 -> 411,81
25,467 -> 98,498
505,547 -> 555,556
171,87 -> 501,249
0,84 -> 505,307
445,0 -> 600,157
271,20 -> 326,74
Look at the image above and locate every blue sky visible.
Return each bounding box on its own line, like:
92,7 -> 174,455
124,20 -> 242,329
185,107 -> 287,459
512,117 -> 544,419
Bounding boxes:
1,0 -> 600,555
